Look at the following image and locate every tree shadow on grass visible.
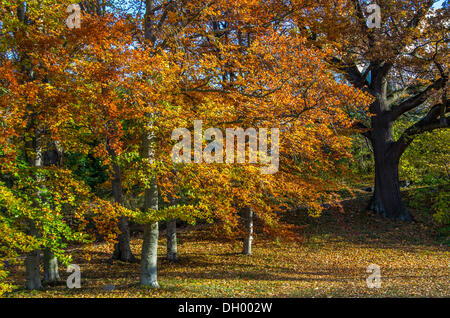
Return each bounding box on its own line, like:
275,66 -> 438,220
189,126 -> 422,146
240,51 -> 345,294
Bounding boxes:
292,194 -> 444,250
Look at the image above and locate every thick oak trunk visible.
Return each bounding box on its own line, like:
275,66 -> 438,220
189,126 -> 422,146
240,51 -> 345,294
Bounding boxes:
242,207 -> 254,255
365,71 -> 414,222
369,121 -> 413,221
166,219 -> 178,261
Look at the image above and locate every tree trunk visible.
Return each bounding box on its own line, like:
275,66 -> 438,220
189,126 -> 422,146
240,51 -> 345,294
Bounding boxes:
368,115 -> 413,221
365,70 -> 414,222
25,250 -> 42,290
112,216 -> 135,262
25,132 -> 43,290
140,0 -> 159,288
242,207 -> 254,255
43,146 -> 62,284
140,221 -> 159,288
139,131 -> 159,288
110,161 -> 135,262
166,219 -> 178,261
43,249 -> 60,284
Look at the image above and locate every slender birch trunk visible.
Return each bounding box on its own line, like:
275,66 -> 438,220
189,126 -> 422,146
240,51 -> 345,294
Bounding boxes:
242,207 -> 254,255
139,0 -> 160,289
139,173 -> 159,288
139,118 -> 159,288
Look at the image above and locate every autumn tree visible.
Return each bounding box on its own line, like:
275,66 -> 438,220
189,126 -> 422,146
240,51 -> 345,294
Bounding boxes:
306,0 -> 448,220
77,0 -> 138,263
143,0 -> 371,255
0,0 -> 81,289
0,0 -> 376,292
0,0 -> 137,289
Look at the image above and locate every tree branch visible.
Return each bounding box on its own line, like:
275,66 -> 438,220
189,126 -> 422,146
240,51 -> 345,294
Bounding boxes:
331,58 -> 370,92
391,0 -> 435,58
394,102 -> 449,158
387,84 -> 427,105
390,77 -> 446,121
352,121 -> 372,140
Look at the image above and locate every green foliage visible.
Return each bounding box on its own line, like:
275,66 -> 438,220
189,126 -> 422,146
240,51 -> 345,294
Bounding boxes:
65,153 -> 109,190
350,135 -> 374,177
409,182 -> 450,243
0,164 -> 93,294
392,120 -> 449,241
396,126 -> 449,183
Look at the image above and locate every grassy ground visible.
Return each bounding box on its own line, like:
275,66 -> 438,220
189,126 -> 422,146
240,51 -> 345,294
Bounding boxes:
5,194 -> 449,298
